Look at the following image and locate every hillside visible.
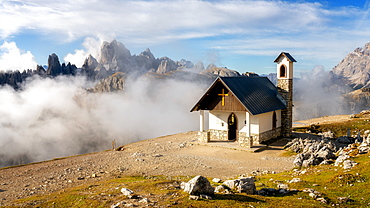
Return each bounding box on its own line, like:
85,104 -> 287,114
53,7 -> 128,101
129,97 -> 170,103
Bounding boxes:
1,114 -> 370,207
0,131 -> 294,207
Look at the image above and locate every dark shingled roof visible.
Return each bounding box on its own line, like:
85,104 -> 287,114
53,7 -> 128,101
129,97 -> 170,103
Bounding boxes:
191,76 -> 287,115
274,52 -> 297,63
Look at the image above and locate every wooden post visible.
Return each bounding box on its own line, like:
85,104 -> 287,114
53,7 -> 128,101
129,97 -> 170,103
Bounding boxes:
112,139 -> 116,150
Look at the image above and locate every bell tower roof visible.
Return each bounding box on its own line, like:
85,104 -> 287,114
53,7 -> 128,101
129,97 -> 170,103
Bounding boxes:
274,52 -> 297,63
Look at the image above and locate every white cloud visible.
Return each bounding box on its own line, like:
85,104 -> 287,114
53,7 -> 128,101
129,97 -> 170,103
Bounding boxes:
0,0 -> 370,72
64,36 -> 105,67
0,41 -> 37,71
0,0 -> 337,44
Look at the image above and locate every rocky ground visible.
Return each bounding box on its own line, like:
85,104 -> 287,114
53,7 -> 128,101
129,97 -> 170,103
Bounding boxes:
0,131 -> 294,206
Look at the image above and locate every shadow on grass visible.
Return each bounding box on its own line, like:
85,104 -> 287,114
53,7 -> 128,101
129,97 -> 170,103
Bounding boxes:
213,193 -> 265,203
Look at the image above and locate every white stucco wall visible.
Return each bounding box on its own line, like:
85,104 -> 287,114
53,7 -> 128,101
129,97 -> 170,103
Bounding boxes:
251,110 -> 282,133
208,110 -> 282,134
209,111 -> 246,131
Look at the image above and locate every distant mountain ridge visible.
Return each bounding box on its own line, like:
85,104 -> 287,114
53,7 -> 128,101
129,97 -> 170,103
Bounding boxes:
81,39 -> 240,81
331,42 -> 370,90
0,40 -> 241,90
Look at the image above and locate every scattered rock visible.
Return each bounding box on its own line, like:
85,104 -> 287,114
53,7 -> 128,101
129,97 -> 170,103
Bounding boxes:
285,138 -> 337,168
277,183 -> 289,189
199,194 -> 212,200
138,198 -> 150,203
288,178 -> 303,183
212,178 -> 222,183
223,177 -> 256,194
309,192 -> 318,199
181,175 -> 214,196
121,188 -> 134,196
189,195 -> 199,200
214,185 -> 231,194
335,154 -> 350,166
343,160 -> 358,169
316,197 -> 328,204
337,197 -> 354,203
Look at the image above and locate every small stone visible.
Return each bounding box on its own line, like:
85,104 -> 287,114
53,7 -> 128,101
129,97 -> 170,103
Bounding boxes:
199,194 -> 212,199
121,188 -> 134,196
309,192 -> 318,199
316,197 -> 328,204
189,195 -> 199,200
277,183 -> 289,189
139,198 -> 150,203
92,174 -> 97,178
212,178 -> 222,183
289,178 -> 303,183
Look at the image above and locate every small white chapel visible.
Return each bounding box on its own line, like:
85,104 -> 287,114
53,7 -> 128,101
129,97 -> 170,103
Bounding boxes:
190,52 -> 296,147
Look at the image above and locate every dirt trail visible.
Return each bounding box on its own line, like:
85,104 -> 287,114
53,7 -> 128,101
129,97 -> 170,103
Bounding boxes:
294,114 -> 351,128
0,131 -> 294,206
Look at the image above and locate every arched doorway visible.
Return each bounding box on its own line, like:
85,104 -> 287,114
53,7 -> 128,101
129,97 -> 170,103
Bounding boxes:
279,65 -> 286,78
228,113 -> 237,141
272,111 -> 277,129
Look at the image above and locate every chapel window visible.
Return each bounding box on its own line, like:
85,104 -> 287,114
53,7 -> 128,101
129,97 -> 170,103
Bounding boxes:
280,65 -> 286,78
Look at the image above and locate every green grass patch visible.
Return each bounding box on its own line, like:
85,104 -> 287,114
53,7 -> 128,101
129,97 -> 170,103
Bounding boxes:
8,155 -> 370,207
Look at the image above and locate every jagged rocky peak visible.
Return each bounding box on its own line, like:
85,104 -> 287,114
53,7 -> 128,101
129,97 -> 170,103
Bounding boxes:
139,48 -> 155,60
156,56 -> 177,74
331,42 -> 370,89
47,53 -> 62,76
83,54 -> 98,70
99,39 -> 131,64
200,64 -> 241,78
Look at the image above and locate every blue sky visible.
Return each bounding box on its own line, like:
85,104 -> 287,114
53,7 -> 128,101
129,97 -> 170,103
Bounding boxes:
1,0 -> 370,76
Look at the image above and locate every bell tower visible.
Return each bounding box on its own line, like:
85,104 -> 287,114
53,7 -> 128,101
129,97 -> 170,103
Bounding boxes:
274,52 -> 296,137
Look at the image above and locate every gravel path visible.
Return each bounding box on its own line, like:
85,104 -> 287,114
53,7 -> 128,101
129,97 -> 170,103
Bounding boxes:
0,131 -> 294,206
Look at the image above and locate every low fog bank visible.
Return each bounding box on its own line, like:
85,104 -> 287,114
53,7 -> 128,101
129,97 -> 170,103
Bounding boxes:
0,76 -> 208,167
293,66 -> 352,121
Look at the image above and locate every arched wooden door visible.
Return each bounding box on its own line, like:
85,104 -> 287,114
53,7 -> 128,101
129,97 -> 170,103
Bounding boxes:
228,113 -> 237,141
272,111 -> 277,129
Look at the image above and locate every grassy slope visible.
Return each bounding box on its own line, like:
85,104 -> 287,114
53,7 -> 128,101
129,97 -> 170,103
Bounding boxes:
6,153 -> 369,208
5,118 -> 370,208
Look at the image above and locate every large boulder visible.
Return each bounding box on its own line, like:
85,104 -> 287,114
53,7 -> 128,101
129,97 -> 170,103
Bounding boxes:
181,175 -> 214,196
223,177 -> 256,194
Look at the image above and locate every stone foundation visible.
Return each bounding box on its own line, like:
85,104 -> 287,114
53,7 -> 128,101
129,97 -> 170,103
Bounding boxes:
254,127 -> 281,143
198,131 -> 210,143
197,128 -> 281,147
238,132 -> 253,148
208,129 -> 228,141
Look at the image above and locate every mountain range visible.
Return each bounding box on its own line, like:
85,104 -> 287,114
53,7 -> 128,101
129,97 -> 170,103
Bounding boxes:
2,40 -> 370,114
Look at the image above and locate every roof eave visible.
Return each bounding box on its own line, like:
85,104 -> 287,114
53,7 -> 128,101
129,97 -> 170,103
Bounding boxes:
274,52 -> 297,63
190,77 -> 221,112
